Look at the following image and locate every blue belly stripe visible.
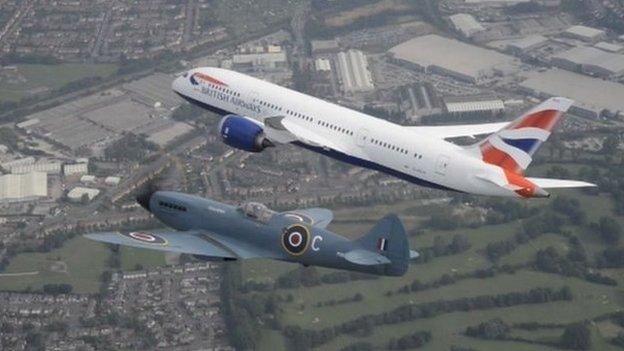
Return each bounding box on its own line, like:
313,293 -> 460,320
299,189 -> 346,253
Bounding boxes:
179,94 -> 459,193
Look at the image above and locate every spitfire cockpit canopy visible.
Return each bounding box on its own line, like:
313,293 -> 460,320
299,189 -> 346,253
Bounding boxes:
238,202 -> 276,223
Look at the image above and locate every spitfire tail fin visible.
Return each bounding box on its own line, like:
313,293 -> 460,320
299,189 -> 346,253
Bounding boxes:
355,214 -> 410,276
467,97 -> 574,174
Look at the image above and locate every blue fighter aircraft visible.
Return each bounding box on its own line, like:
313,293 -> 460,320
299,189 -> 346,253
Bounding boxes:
85,189 -> 418,276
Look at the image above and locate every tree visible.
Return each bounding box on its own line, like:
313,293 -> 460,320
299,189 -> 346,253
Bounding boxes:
450,234 -> 470,254
0,127 -> 19,150
465,319 -> 510,340
432,236 -> 447,256
602,135 -> 620,155
560,322 -> 591,350
598,217 -> 622,244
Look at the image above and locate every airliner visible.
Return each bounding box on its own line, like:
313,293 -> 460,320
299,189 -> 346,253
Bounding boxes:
171,67 -> 595,198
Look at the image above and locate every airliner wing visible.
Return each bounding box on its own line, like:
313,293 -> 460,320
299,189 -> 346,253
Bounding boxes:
260,115 -> 346,151
406,122 -> 510,139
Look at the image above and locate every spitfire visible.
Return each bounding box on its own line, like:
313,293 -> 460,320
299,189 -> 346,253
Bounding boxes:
85,189 -> 419,277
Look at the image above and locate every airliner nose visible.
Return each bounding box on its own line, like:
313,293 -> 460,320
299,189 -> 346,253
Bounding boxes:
172,75 -> 185,94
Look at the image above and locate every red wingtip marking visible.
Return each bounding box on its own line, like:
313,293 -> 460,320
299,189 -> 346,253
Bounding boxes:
194,72 -> 227,86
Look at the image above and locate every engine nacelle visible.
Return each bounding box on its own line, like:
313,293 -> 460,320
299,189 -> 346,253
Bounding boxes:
218,115 -> 273,152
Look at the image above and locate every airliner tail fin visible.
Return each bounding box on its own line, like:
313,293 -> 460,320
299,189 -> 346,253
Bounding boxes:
467,97 -> 574,173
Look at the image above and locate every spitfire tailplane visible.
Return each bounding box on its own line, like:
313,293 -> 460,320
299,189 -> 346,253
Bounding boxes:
353,214 -> 411,276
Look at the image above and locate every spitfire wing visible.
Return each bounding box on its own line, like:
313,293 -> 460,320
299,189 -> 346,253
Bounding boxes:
84,230 -> 237,259
280,208 -> 334,229
406,122 -> 510,139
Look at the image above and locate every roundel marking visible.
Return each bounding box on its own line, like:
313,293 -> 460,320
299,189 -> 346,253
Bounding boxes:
281,224 -> 310,256
122,231 -> 168,245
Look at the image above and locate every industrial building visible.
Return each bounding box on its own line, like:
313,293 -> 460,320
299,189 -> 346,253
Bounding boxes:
231,51 -> 288,70
449,14 -> 485,38
389,35 -> 520,84
595,42 -> 623,53
520,69 -> 624,119
11,161 -> 61,175
315,58 -> 331,72
444,96 -> 505,114
2,157 -> 61,174
2,157 -> 35,171
400,83 -> 442,120
0,172 -> 47,203
311,39 -> 340,55
562,25 -> 606,43
551,46 -> 624,77
64,163 -> 88,176
336,50 -> 375,93
67,187 -> 100,202
506,35 -> 549,56
19,73 -> 194,153
105,176 -> 121,186
80,175 -> 96,184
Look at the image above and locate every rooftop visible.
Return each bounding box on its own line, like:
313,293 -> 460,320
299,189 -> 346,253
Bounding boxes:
520,69 -> 624,114
553,46 -> 624,75
564,25 -> 605,40
0,172 -> 47,201
389,35 -> 519,80
507,35 -> 549,50
449,13 -> 484,37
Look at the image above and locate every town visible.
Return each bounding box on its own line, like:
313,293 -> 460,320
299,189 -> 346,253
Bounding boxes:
1,0 -> 624,350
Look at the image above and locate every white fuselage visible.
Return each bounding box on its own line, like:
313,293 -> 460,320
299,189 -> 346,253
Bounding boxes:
172,67 -> 514,197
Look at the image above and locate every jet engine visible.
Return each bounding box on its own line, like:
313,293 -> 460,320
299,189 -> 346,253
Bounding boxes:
218,115 -> 273,152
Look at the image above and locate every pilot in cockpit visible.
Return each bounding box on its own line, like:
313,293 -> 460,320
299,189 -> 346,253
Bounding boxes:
237,202 -> 276,224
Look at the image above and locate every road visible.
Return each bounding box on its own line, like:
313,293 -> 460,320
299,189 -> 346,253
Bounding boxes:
184,0 -> 196,44
0,0 -> 33,45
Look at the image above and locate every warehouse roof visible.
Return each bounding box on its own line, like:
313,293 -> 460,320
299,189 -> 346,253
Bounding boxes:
389,35 -> 519,81
520,69 -> 624,114
449,13 -> 484,37
564,25 -> 605,40
507,35 -> 549,51
553,46 -> 624,75
0,172 -> 47,201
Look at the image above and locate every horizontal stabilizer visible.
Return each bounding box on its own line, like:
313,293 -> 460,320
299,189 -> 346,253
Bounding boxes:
84,230 -> 237,259
406,122 -> 510,139
343,249 -> 391,266
527,177 -> 597,189
409,250 -> 420,259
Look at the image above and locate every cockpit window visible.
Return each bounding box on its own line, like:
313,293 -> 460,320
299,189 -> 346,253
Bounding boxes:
238,202 -> 276,224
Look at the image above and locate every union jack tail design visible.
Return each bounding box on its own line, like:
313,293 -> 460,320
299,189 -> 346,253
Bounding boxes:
470,97 -> 574,174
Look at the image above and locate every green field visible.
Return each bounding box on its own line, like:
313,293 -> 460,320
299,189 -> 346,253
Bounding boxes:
238,189 -> 624,351
119,247 -> 167,271
0,63 -> 118,103
0,236 -> 166,294
0,237 -> 110,293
